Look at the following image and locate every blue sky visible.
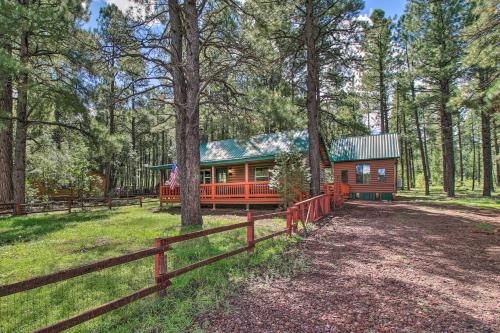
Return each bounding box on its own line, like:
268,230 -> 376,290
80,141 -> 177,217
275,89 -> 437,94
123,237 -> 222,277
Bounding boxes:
362,0 -> 407,18
84,0 -> 407,30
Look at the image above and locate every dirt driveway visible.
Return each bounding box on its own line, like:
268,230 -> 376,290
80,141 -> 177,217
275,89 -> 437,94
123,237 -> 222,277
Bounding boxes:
201,201 -> 500,333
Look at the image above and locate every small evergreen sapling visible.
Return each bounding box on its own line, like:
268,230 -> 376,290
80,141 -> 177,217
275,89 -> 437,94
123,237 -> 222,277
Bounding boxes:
270,150 -> 311,206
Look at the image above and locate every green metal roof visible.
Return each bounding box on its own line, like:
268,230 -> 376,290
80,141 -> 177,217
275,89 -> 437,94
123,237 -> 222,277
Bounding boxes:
330,133 -> 400,162
149,130 -> 316,170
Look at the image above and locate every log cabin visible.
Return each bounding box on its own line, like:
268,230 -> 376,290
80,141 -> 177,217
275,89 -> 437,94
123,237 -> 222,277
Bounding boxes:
330,133 -> 400,200
151,130 -> 332,208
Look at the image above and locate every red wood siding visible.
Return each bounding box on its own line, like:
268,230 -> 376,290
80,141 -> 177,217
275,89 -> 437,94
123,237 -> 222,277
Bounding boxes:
333,159 -> 397,193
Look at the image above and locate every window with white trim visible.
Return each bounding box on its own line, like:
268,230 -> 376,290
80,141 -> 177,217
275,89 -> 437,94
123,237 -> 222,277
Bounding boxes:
254,167 -> 271,182
355,164 -> 371,184
378,168 -> 386,183
200,169 -> 212,184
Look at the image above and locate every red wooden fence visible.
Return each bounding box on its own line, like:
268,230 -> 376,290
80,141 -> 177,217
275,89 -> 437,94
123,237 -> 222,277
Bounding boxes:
0,193 -> 341,332
0,196 -> 151,217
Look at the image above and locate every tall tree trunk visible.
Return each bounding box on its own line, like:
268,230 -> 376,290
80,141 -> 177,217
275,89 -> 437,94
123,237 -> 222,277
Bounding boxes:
305,0 -> 321,196
480,73 -> 493,196
493,117 -> 500,186
396,88 -> 404,190
169,0 -> 202,226
13,28 -> 29,205
378,58 -> 388,134
457,119 -> 464,184
0,39 -> 13,203
472,115 -> 476,191
410,80 -> 430,194
182,0 -> 202,225
105,46 -> 116,196
402,107 -> 411,190
423,125 -> 431,182
439,80 -> 455,197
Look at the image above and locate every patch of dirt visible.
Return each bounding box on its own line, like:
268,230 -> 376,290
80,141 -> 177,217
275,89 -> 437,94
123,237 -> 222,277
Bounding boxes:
199,201 -> 500,332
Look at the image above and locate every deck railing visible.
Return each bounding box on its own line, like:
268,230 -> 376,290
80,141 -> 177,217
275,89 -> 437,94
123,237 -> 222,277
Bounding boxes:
160,181 -> 279,202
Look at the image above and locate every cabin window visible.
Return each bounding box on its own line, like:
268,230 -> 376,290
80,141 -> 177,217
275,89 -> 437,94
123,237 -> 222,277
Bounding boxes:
216,168 -> 227,183
200,169 -> 211,184
355,164 -> 371,184
341,170 -> 348,183
254,167 -> 271,182
378,168 -> 386,183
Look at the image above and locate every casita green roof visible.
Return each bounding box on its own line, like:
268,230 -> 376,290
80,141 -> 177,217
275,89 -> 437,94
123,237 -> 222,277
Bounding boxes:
149,130 -> 330,170
330,133 -> 400,162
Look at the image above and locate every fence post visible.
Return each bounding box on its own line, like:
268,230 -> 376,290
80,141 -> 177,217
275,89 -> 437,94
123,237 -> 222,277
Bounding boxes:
14,203 -> 22,216
246,211 -> 255,254
107,197 -> 112,210
139,196 -> 143,207
286,207 -> 292,236
292,206 -> 299,234
154,238 -> 171,296
68,196 -> 72,213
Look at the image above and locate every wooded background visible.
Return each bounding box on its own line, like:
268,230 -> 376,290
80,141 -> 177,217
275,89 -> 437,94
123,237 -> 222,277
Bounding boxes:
0,0 -> 498,224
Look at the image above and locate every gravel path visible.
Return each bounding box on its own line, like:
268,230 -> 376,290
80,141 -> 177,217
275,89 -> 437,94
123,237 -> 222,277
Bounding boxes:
201,201 -> 500,332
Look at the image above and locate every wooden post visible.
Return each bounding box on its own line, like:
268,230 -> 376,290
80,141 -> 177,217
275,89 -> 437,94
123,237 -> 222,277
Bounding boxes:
244,163 -> 249,200
139,196 -> 143,207
246,211 -> 254,253
154,238 -> 171,296
292,206 -> 299,233
68,196 -> 72,213
286,208 -> 292,235
14,203 -> 21,216
107,197 -> 112,210
211,165 -> 216,201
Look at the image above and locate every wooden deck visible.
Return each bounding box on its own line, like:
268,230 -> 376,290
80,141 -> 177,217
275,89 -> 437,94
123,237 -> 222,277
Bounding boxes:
160,181 -> 350,205
160,181 -> 284,204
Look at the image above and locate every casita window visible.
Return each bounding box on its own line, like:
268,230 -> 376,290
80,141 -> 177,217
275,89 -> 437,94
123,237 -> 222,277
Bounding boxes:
254,167 -> 271,182
378,168 -> 386,183
355,164 -> 371,184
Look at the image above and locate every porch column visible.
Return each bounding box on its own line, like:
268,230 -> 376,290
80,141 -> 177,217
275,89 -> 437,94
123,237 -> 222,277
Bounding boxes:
211,166 -> 216,210
245,163 -> 250,210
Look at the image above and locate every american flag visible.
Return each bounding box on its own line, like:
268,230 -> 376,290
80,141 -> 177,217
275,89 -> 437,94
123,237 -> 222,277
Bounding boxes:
169,163 -> 178,189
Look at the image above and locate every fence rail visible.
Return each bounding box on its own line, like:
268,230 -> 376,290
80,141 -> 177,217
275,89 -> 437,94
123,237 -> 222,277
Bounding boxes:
0,195 -> 156,217
0,193 -> 342,332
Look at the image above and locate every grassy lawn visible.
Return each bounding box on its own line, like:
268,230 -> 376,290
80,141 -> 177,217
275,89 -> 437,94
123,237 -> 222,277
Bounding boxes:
0,202 -> 305,333
397,186 -> 500,210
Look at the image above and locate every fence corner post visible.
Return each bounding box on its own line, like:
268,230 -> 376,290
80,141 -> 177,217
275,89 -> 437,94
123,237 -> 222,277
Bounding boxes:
154,238 -> 171,296
107,197 -> 112,210
286,208 -> 292,236
246,211 -> 255,254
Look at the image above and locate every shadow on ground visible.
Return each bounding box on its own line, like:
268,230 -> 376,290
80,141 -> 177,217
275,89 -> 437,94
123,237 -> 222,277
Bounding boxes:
0,211 -> 120,245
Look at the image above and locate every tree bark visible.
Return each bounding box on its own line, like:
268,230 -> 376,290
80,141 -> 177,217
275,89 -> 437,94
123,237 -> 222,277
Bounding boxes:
410,80 -> 430,194
305,0 -> 321,196
457,119 -> 464,184
13,27 -> 29,205
472,115 -> 476,191
493,117 -> 500,186
439,80 -> 455,196
0,39 -> 13,203
182,0 -> 203,225
105,44 -> 117,195
479,73 -> 493,196
169,0 -> 202,226
378,58 -> 388,133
